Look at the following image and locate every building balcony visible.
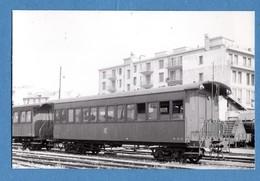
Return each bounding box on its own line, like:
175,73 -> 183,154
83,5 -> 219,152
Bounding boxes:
141,81 -> 153,89
107,86 -> 116,93
107,74 -> 117,81
166,79 -> 182,86
229,61 -> 254,71
165,63 -> 182,70
140,68 -> 153,75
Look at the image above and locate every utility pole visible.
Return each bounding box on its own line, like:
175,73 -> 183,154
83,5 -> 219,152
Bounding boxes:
211,61 -> 214,121
58,66 -> 62,99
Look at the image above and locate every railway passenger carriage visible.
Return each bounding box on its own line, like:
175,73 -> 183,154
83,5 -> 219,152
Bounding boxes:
12,104 -> 53,150
12,81 -> 231,163
51,81 -> 230,162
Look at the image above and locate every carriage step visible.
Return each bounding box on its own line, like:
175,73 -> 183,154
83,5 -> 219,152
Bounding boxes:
184,152 -> 199,155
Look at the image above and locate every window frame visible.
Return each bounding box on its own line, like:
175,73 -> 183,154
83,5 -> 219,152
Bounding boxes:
107,105 -> 115,122
68,109 -> 74,123
137,103 -> 146,121
126,104 -> 135,121
13,111 -> 19,123
20,111 -> 26,123
148,102 -> 158,121
98,106 -> 106,122
25,111 -> 32,123
75,108 -> 82,123
116,104 -> 125,122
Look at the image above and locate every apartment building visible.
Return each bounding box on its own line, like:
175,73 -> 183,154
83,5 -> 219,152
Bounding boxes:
99,35 -> 255,117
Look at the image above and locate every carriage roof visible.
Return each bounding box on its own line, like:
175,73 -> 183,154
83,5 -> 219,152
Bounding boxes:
45,81 -> 231,105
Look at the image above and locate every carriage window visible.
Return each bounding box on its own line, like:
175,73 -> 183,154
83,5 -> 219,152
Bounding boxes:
20,111 -> 26,123
13,112 -> 19,123
61,109 -> 67,123
26,111 -> 32,123
127,104 -> 135,121
89,107 -> 97,122
148,102 -> 158,120
83,108 -> 89,122
137,103 -> 146,121
107,106 -> 115,122
117,105 -> 125,121
172,100 -> 184,119
98,106 -> 106,122
68,109 -> 74,123
75,109 -> 82,123
55,110 -> 61,123
160,101 -> 170,120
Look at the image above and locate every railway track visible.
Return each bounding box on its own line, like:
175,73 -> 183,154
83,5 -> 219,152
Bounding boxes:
12,149 -> 192,169
12,144 -> 254,169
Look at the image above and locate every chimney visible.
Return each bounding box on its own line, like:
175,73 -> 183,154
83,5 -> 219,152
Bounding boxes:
204,34 -> 210,51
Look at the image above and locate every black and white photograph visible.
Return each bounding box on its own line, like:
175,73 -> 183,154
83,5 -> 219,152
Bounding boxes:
12,11 -> 255,169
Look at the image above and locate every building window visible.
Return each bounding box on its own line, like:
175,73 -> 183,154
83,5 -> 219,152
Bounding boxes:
102,71 -> 106,79
148,102 -> 158,120
169,70 -> 176,81
237,89 -> 242,102
246,90 -> 250,104
146,62 -> 151,71
199,56 -> 203,65
102,82 -> 106,90
232,88 -> 237,99
119,68 -> 122,75
238,72 -> 242,84
229,53 -> 233,64
246,73 -> 250,85
234,55 -> 238,65
251,74 -> 254,86
251,91 -> 255,103
159,73 -> 164,83
178,56 -> 182,65
232,71 -> 236,83
170,57 -> 176,66
119,79 -> 122,88
133,77 -> 137,86
146,75 -> 151,84
127,84 -> 130,91
127,70 -> 130,79
159,60 -> 164,69
112,69 -> 116,77
243,57 -> 247,66
248,58 -> 252,67
134,65 -> 137,73
199,73 -> 203,82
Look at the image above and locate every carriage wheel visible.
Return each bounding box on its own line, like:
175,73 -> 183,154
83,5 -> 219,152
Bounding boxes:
92,150 -> 99,155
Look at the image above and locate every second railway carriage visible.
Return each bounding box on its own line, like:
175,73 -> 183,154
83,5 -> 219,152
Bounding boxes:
12,103 -> 53,150
49,81 -> 231,162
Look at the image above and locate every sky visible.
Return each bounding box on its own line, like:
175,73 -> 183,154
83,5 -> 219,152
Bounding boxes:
12,11 -> 254,97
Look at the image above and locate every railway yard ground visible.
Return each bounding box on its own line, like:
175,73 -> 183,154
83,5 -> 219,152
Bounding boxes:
12,144 -> 255,169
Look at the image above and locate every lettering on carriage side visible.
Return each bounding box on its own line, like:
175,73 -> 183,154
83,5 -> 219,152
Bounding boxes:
104,127 -> 108,134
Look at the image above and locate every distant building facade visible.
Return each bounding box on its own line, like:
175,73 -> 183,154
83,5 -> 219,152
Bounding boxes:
99,35 -> 254,120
